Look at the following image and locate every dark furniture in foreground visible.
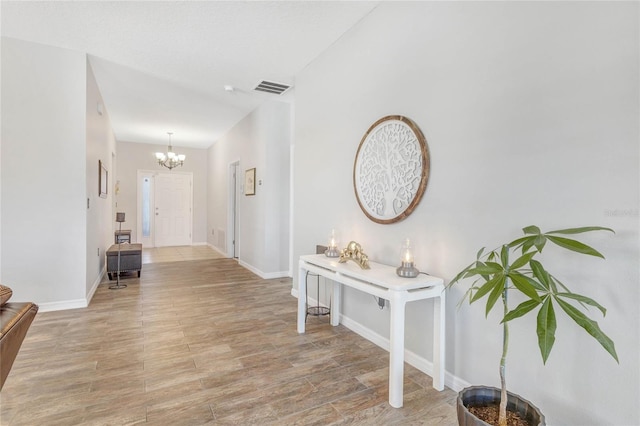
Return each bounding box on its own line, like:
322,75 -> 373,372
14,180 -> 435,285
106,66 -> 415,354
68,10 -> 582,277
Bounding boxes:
107,243 -> 142,280
0,285 -> 38,390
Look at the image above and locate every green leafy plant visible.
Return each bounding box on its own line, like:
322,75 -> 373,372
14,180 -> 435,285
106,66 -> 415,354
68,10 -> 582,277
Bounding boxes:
448,226 -> 618,426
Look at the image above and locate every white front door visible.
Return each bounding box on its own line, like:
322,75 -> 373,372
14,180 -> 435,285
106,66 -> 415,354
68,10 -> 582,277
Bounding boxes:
154,172 -> 192,247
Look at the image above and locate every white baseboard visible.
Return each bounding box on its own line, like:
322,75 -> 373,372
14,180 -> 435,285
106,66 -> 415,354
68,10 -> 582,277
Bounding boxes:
40,265 -> 110,313
206,242 -> 228,257
262,270 -> 290,279
290,288 -> 468,392
38,298 -> 88,313
448,372 -> 471,393
85,266 -> 105,305
238,259 -> 289,279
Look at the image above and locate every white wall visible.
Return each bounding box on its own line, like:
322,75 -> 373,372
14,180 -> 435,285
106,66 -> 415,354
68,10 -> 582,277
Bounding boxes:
115,140 -> 208,244
1,37 -> 88,308
207,100 -> 291,277
293,3 -> 638,425
86,59 -> 117,297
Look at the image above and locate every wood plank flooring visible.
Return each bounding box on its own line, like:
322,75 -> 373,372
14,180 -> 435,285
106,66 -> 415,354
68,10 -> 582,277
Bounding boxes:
0,251 -> 457,425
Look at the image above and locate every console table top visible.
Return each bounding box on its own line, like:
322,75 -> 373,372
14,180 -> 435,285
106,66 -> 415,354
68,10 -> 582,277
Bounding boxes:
300,254 -> 443,292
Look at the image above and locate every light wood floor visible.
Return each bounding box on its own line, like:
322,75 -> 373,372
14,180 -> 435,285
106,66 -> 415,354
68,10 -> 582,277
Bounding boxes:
0,247 -> 457,425
142,245 -> 226,265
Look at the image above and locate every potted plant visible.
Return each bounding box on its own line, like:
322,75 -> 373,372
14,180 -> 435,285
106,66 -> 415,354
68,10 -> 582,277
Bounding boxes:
448,226 -> 618,426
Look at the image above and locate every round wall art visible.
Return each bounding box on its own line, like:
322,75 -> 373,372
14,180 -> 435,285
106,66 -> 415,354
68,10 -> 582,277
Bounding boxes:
353,115 -> 430,224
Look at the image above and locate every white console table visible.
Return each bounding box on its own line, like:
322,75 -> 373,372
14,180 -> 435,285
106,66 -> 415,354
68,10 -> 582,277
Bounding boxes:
297,254 -> 445,408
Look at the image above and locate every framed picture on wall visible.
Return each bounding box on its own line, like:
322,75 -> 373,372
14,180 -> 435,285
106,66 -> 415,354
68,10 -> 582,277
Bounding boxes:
99,160 -> 108,198
245,168 -> 256,196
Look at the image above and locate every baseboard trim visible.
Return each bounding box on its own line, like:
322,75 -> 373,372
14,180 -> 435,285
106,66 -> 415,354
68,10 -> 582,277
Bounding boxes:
238,260 -> 289,279
40,266 -> 108,313
290,288 -> 468,392
206,242 -> 228,257
86,266 -> 106,306
38,298 -> 88,313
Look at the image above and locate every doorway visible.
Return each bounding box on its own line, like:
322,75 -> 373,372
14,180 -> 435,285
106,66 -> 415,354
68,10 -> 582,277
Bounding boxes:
137,170 -> 193,247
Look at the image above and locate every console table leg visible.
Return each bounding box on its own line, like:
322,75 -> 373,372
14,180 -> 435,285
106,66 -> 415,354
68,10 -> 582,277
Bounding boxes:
389,293 -> 406,408
330,280 -> 341,327
433,292 -> 446,391
297,266 -> 307,333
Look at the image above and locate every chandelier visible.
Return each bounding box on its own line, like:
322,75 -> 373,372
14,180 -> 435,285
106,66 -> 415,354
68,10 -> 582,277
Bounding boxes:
155,132 -> 185,170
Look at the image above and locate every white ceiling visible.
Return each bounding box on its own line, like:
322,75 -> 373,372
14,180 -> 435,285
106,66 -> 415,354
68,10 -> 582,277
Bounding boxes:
1,1 -> 378,148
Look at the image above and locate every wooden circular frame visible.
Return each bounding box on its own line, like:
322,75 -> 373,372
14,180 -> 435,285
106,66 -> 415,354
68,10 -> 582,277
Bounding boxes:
353,115 -> 430,224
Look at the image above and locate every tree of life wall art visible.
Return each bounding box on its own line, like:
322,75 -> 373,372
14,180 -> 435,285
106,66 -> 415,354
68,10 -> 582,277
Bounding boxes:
353,115 -> 430,224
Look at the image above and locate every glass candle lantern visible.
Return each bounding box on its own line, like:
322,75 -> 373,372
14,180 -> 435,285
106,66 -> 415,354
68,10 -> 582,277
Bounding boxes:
396,238 -> 419,278
325,229 -> 340,257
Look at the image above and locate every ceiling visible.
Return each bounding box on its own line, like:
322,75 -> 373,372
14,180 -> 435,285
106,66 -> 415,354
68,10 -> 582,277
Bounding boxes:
1,1 -> 378,149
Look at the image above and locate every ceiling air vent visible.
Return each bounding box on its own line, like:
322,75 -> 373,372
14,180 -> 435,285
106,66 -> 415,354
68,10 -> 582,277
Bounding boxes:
254,80 -> 291,95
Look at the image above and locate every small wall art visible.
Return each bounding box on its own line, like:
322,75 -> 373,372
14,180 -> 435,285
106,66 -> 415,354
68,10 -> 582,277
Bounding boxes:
99,160 -> 108,198
245,168 -> 256,196
353,115 -> 430,224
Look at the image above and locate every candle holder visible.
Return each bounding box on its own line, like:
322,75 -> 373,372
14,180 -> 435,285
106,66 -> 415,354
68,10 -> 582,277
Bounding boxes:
396,261 -> 419,278
396,238 -> 419,278
325,229 -> 340,258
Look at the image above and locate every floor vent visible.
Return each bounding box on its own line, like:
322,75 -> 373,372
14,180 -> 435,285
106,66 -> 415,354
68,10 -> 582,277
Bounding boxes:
254,80 -> 291,95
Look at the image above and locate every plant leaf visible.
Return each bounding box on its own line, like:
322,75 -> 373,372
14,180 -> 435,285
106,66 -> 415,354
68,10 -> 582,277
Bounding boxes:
522,237 -> 536,253
530,260 -> 550,290
485,275 -> 507,316
457,286 -> 476,308
476,247 -> 486,260
485,261 -> 504,271
502,299 -> 540,323
448,262 -> 474,287
500,245 -> 509,268
523,225 -> 541,235
519,273 -> 547,291
556,298 -> 618,363
534,234 -> 547,252
510,251 -> 537,270
508,272 -> 542,302
546,235 -> 606,258
546,271 -> 559,294
537,297 -> 557,364
470,274 -> 503,304
547,226 -> 615,235
550,275 -> 572,294
508,235 -> 531,250
556,292 -> 607,316
467,263 -> 503,276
